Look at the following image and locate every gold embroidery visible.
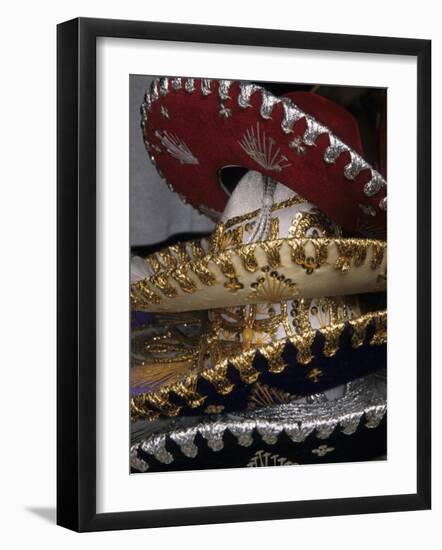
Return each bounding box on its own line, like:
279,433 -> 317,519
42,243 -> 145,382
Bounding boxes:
144,390 -> 182,417
131,280 -> 162,308
147,255 -> 162,274
130,311 -> 387,420
268,217 -> 280,240
288,239 -> 329,274
248,266 -> 298,302
213,254 -> 244,292
224,278 -> 244,292
237,244 -> 259,272
150,273 -> 178,298
221,226 -> 244,251
171,265 -> 197,294
230,352 -> 260,384
173,374 -> 206,408
189,240 -> 206,260
259,340 -> 287,373
158,249 -> 178,270
334,240 -> 368,272
309,297 -> 358,328
209,223 -> 245,254
307,368 -> 324,383
289,298 -> 312,335
322,324 -> 343,357
209,223 -> 225,254
169,243 -> 190,263
370,241 -> 385,270
349,315 -> 371,348
370,314 -> 387,345
261,240 -> 282,268
190,259 -> 216,285
130,398 -> 160,422
200,362 -> 234,395
132,239 -> 386,309
289,329 -> 316,365
288,210 -> 339,238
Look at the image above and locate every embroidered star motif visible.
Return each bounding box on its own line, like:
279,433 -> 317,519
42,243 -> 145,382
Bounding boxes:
312,445 -> 335,457
219,103 -> 232,118
307,368 -> 323,383
288,135 -> 306,155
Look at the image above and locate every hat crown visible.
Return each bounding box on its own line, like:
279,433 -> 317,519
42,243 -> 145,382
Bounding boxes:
217,171 -> 342,248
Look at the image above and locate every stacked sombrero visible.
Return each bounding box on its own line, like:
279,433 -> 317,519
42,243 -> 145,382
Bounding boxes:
130,78 -> 387,472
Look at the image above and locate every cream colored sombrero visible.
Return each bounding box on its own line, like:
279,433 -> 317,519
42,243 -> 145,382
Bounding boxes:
131,171 -> 386,314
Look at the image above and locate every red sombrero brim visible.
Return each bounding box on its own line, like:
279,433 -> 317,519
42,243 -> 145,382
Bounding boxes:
142,78 -> 387,236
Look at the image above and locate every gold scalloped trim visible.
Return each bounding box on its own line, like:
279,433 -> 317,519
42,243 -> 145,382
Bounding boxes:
130,310 -> 387,420
131,238 -> 387,311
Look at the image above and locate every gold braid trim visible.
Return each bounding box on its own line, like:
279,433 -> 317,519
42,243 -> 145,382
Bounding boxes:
229,352 -> 260,384
131,280 -> 161,307
173,374 -> 206,408
200,363 -> 234,395
147,255 -> 162,274
237,244 -> 259,272
150,273 -> 178,298
349,315 -> 373,348
130,311 -> 387,420
322,324 -> 344,357
171,265 -> 197,294
288,329 -> 317,364
158,249 -> 178,270
189,259 -> 216,286
259,340 -> 287,373
169,243 -> 191,264
189,240 -> 206,260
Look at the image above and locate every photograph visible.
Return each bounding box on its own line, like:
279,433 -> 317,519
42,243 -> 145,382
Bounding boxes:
129,76 -> 388,473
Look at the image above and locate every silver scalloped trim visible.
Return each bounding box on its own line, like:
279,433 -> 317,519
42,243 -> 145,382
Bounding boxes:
201,79 -> 212,96
344,152 -> 370,180
238,82 -> 259,108
150,79 -> 159,102
324,135 -> 348,164
171,429 -> 199,457
364,173 -> 386,197
218,80 -> 233,101
131,374 -> 386,467
303,118 -> 327,147
142,77 -> 387,213
159,77 -> 169,96
171,77 -> 182,91
260,90 -> 280,119
139,434 -> 173,465
281,98 -> 304,134
184,78 -> 195,93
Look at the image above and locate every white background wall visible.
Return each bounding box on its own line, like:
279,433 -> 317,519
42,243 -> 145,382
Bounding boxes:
0,0 -> 439,547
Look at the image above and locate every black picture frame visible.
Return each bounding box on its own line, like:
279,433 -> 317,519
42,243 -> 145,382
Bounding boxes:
57,17 -> 431,532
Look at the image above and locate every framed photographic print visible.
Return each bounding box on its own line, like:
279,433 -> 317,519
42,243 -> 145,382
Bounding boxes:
57,17 -> 431,532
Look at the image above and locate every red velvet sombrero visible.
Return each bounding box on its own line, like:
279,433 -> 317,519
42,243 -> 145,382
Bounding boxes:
141,77 -> 387,236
